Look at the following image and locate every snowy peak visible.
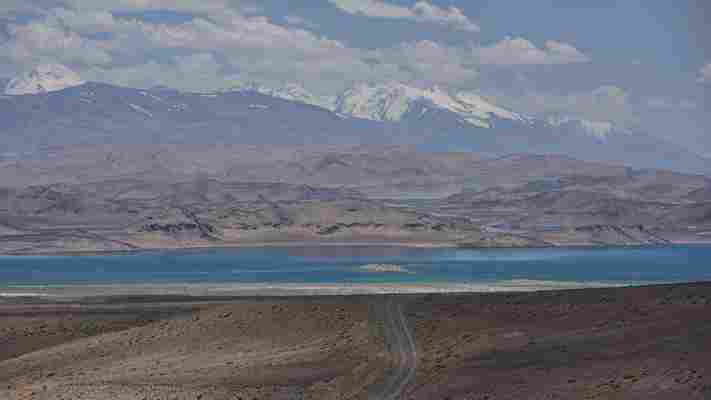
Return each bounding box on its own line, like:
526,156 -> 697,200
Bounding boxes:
259,83 -> 335,110
333,81 -> 525,128
452,92 -> 525,122
4,64 -> 85,95
334,82 -> 422,122
224,80 -> 526,128
231,81 -> 335,110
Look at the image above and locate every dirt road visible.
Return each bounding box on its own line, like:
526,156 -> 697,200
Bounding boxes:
369,297 -> 418,400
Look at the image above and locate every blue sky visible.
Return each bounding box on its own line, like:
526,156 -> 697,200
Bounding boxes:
0,0 -> 709,151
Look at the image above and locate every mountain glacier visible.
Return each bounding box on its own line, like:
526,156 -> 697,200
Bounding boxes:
232,80 -> 529,129
332,82 -> 528,128
272,80 -> 629,142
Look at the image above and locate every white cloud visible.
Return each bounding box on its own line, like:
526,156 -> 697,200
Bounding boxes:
283,15 -> 317,29
488,85 -> 639,128
63,0 -> 240,14
84,52 -> 230,91
1,3 -> 593,94
371,40 -> 478,86
135,15 -> 345,56
0,5 -> 382,92
477,37 -> 590,65
0,1 -> 63,16
328,0 -> 479,32
698,63 -> 711,83
1,18 -> 112,66
329,0 -> 410,18
410,1 -> 478,32
646,97 -> 697,111
48,7 -> 118,34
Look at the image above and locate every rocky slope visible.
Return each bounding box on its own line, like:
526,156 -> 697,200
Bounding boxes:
0,146 -> 709,253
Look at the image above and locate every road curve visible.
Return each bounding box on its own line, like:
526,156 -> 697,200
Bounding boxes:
369,297 -> 418,400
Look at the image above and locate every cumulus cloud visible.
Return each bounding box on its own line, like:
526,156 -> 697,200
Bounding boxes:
0,0 -> 64,17
136,15 -> 345,56
283,15 -> 317,29
477,37 -> 590,65
328,0 -> 479,32
488,85 -> 639,127
1,5 -> 359,90
645,97 -> 697,111
1,17 -> 113,65
48,8 -> 118,34
63,0 -> 244,14
84,52 -> 231,92
1,2 -> 595,94
698,63 -> 711,83
0,2 -> 484,93
371,40 -> 478,86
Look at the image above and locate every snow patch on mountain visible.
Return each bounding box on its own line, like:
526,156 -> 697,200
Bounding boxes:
4,64 -> 85,95
222,80 -> 527,128
231,82 -> 335,110
333,82 -> 526,127
334,82 -> 419,121
128,103 -> 153,118
453,92 -> 526,122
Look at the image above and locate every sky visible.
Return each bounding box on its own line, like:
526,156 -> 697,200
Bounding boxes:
0,0 -> 709,153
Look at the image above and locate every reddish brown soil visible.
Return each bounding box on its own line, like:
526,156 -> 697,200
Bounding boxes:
0,298 -> 389,400
1,284 -> 711,399
405,283 -> 711,399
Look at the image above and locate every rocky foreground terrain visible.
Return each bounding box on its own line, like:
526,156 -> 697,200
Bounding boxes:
2,283 -> 711,399
1,145 -> 710,254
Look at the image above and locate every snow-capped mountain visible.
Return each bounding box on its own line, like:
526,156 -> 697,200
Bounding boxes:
0,70 -> 709,175
333,82 -> 527,128
4,64 -> 85,95
231,82 -> 335,110
228,80 -> 528,129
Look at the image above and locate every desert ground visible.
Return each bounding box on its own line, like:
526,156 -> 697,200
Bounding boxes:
2,283 -> 711,399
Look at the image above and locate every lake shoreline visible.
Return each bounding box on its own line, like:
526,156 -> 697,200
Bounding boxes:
0,280 -> 654,300
3,238 -> 711,257
3,245 -> 711,300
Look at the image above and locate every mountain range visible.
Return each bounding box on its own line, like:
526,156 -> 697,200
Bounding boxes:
2,64 -> 710,175
1,65 -> 711,253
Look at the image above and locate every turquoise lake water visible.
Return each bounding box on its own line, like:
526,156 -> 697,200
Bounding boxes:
1,245 -> 710,287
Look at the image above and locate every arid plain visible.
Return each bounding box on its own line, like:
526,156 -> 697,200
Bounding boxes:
2,283 -> 711,399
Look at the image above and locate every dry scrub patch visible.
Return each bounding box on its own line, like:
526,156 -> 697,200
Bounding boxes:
0,299 -> 389,400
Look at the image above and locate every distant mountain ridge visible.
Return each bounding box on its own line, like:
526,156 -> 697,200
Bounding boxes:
239,80 -> 644,144
1,65 -> 710,175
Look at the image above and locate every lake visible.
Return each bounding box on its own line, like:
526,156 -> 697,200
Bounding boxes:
1,245 -> 710,291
